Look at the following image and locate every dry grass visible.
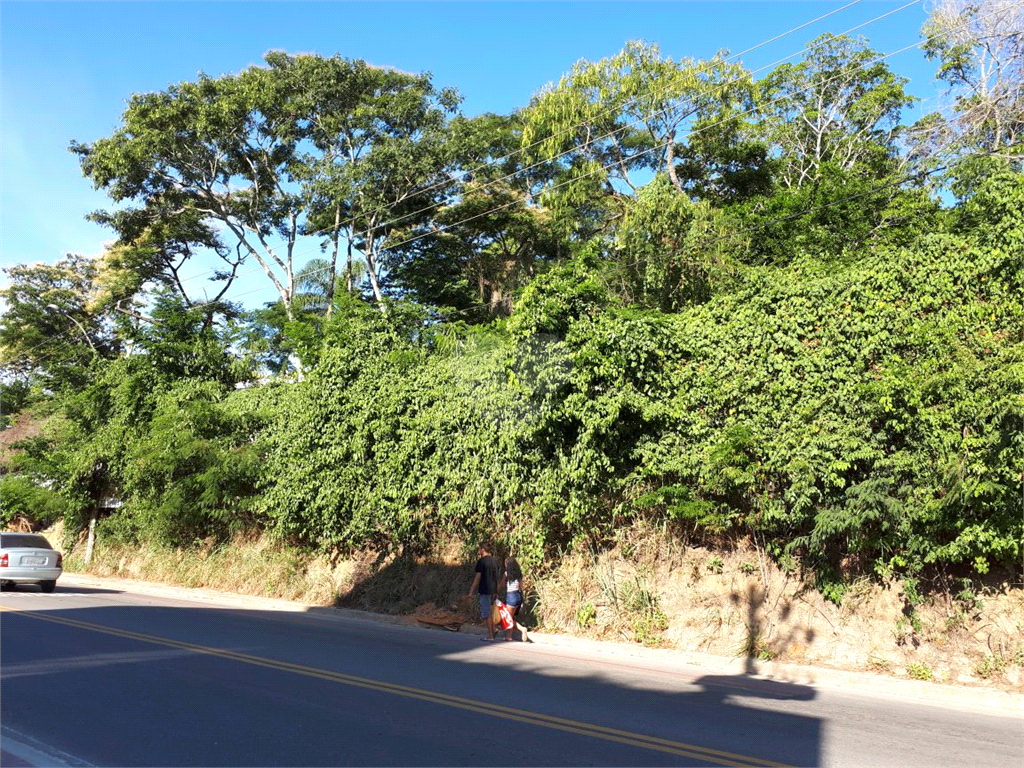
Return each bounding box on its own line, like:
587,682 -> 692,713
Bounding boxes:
64,532 -> 479,618
529,523 -> 1023,689
64,533 -> 348,606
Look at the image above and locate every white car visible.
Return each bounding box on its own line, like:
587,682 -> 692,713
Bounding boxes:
0,533 -> 63,592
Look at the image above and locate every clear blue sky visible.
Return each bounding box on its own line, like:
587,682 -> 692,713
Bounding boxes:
0,1 -> 941,308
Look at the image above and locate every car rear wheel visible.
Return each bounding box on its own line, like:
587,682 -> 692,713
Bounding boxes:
0,581 -> 15,592
39,580 -> 57,593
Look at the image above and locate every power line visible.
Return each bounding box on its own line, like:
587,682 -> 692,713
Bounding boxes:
118,0 -> 908,298
431,152 -> 992,324
10,145 -> 999,375
9,1 -> 1012,367
169,0 -> 929,312
1,10 -> 970,367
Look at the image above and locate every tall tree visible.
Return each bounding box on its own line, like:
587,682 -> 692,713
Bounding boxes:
0,255 -> 116,388
923,0 -> 1024,156
385,113 -> 564,317
276,53 -> 462,307
755,33 -> 915,188
732,34 -> 933,265
521,41 -> 752,237
73,53 -> 461,319
914,0 -> 1024,192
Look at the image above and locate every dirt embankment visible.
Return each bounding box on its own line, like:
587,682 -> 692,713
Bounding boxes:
57,524 -> 1024,692
535,534 -> 1023,690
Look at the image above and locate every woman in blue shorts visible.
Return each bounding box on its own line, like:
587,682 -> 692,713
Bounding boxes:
499,556 -> 529,642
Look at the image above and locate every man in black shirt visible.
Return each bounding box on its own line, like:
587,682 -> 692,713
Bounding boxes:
468,542 -> 501,640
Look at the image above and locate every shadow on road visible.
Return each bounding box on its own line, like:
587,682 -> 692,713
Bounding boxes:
692,674 -> 817,702
2,583 -> 123,595
1,584 -> 822,767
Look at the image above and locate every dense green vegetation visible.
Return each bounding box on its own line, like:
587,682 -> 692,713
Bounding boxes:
2,4 -> 1021,598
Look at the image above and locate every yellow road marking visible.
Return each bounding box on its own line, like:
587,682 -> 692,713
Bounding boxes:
1,604 -> 792,767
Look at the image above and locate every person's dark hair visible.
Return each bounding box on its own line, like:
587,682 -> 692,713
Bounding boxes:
478,542 -> 492,555
505,557 -> 522,582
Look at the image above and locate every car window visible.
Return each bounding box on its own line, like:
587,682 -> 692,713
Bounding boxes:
0,534 -> 53,549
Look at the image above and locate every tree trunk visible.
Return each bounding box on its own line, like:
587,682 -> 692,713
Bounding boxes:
84,512 -> 97,566
665,139 -> 684,193
346,239 -> 355,295
364,229 -> 386,308
326,203 -> 342,317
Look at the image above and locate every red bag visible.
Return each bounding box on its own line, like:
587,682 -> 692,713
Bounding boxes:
495,600 -> 514,630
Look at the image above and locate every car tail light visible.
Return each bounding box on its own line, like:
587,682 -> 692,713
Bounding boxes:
57,553 -> 63,568
0,553 -> 7,567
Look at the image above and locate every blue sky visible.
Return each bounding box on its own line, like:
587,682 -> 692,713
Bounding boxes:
1,1 -> 942,310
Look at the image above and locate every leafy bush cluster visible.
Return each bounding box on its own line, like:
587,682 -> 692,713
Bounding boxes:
244,171 -> 1021,583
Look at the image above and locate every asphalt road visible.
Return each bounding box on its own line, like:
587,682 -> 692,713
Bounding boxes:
1,577 -> 1020,767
